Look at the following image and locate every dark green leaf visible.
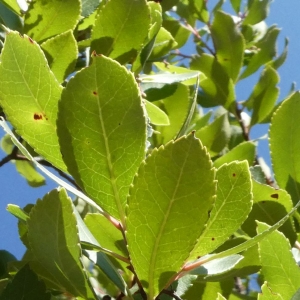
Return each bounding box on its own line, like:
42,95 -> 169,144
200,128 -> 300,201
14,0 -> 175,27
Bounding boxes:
0,2 -> 22,31
81,0 -> 100,17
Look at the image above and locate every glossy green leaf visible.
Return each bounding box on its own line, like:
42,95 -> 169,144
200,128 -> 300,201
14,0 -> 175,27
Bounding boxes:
187,254 -> 243,277
240,26 -> 280,79
191,54 -> 235,109
258,222 -> 300,300
154,84 -> 190,144
0,2 -> 22,31
230,0 -> 242,13
7,204 -> 29,222
81,0 -> 100,17
126,133 -> 216,299
84,213 -> 127,257
41,30 -> 78,83
0,264 -> 50,300
0,32 -> 66,172
196,113 -> 231,157
27,188 -> 95,299
242,180 -> 296,244
189,161 -> 252,259
244,0 -> 271,25
24,0 -> 81,43
0,0 -> 24,15
149,27 -> 178,59
246,67 -> 279,126
211,11 -> 244,82
270,92 -> 300,204
57,55 -> 146,223
144,100 -> 170,126
90,0 -> 150,64
214,142 -> 256,168
258,282 -> 283,300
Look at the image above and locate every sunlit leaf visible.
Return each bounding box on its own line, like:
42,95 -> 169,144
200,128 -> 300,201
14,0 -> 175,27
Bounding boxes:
258,282 -> 283,300
244,0 -> 271,25
144,100 -> 170,126
24,0 -> 81,43
126,133 -> 216,299
0,31 -> 66,172
258,222 -> 300,300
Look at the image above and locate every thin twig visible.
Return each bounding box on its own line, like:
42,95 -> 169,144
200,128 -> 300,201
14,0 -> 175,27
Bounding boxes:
158,289 -> 183,300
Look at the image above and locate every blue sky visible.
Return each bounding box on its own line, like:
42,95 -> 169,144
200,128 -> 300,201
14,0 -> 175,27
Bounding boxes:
1,0 -> 300,260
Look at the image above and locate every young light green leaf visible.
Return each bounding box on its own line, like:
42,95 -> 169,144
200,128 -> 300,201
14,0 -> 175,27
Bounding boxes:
243,0 -> 271,25
189,0 -> 209,23
0,31 -> 67,172
213,142 -> 256,168
211,11 -> 244,82
217,294 -> 227,300
57,55 -> 147,224
258,282 -> 283,300
258,222 -> 300,300
191,54 -> 235,110
144,100 -> 170,126
27,188 -> 96,299
90,0 -> 150,64
270,92 -> 300,204
230,0 -> 241,13
6,204 -> 29,222
246,67 -> 279,127
154,84 -> 190,144
187,255 -> 243,277
188,161 -> 252,259
126,133 -> 216,299
41,30 -> 78,83
196,113 -> 231,157
24,0 -> 81,43
240,26 -> 280,79
242,180 -> 296,244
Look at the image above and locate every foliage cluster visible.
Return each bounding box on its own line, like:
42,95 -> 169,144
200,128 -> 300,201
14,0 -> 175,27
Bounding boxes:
0,0 -> 300,299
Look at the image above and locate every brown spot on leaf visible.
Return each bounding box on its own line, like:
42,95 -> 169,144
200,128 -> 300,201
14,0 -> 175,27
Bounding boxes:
93,91 -> 98,95
211,237 -> 215,241
232,173 -> 236,177
33,113 -> 43,120
271,193 -> 279,199
28,37 -> 34,44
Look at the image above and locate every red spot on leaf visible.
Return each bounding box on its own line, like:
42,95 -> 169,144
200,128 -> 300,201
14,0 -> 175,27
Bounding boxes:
34,113 -> 43,120
271,193 -> 279,199
28,37 -> 34,44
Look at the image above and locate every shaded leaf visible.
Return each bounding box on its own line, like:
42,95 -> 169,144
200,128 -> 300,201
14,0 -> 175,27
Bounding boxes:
213,142 -> 256,168
211,11 -> 244,82
0,0 -> 24,15
196,113 -> 231,157
126,133 -> 216,299
0,31 -> 66,172
0,250 -> 16,277
244,0 -> 271,25
0,2 -> 22,31
27,188 -> 95,299
57,55 -> 146,223
143,83 -> 178,102
189,161 -> 252,259
81,0 -> 100,17
270,92 -> 300,204
41,30 -> 78,83
188,0 -> 209,23
24,0 -> 81,43
258,222 -> 300,300
90,0 -> 150,64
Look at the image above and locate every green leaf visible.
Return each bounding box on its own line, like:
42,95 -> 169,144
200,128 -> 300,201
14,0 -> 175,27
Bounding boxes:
84,213 -> 127,257
0,2 -> 22,31
258,282 -> 283,300
0,0 -> 24,15
257,222 -> 300,300
246,67 -> 279,126
213,142 -> 256,168
126,133 -> 216,299
187,255 -> 243,277
41,30 -> 78,83
196,113 -> 231,157
143,83 -> 178,102
154,84 -> 190,144
24,0 -> 81,43
230,0 -> 242,13
188,0 -> 209,23
240,26 -> 280,79
57,55 -> 146,223
270,92 -> 300,204
292,289 -> 300,300
145,100 -> 170,126
217,294 -> 227,300
270,37 -> 288,70
244,0 -> 271,25
0,264 -> 50,300
0,31 -> 67,172
191,54 -> 235,109
211,11 -> 244,82
90,0 -> 150,64
149,27 -> 178,59
0,250 -> 16,277
188,161 -> 252,259
242,180 -> 296,244
81,0 -> 100,17
6,204 -> 29,222
27,188 -> 95,299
